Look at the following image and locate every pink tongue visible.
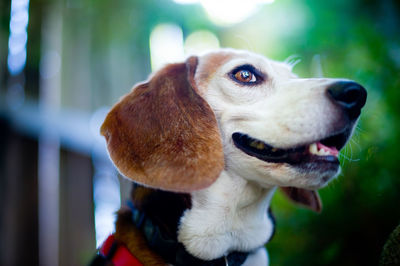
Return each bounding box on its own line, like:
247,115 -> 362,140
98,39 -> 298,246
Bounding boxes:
317,142 -> 339,156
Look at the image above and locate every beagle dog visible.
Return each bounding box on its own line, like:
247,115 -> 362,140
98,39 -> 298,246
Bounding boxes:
94,48 -> 367,266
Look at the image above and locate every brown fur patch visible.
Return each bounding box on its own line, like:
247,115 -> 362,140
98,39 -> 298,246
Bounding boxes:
101,58 -> 224,192
131,186 -> 154,207
114,208 -> 166,265
195,52 -> 233,95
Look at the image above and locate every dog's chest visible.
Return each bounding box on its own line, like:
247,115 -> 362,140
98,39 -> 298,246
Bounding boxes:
177,171 -> 276,261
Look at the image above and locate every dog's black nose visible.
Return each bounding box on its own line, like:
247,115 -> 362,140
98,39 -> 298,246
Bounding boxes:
327,81 -> 367,120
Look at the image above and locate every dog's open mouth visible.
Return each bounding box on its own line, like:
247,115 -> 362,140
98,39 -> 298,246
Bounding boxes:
232,129 -> 351,166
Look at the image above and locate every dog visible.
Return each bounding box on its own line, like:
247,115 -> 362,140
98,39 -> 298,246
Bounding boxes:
92,48 -> 367,266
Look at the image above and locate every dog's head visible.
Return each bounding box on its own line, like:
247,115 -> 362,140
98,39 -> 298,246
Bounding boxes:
101,48 -> 366,210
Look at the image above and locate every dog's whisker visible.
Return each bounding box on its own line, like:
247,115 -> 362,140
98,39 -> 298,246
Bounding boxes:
354,124 -> 364,135
339,144 -> 360,163
355,126 -> 366,134
349,141 -> 355,161
349,137 -> 361,150
339,146 -> 347,167
284,54 -> 302,70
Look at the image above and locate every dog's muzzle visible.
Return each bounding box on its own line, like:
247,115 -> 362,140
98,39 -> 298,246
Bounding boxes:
232,81 -> 367,169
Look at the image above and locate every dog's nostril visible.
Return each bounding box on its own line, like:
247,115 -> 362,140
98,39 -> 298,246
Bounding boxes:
327,81 -> 367,120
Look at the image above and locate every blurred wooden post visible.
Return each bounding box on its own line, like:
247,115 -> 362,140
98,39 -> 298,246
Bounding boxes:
38,2 -> 62,266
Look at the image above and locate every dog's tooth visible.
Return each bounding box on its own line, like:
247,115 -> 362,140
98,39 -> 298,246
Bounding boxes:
249,141 -> 258,148
309,143 -> 318,155
256,142 -> 265,150
309,143 -> 335,156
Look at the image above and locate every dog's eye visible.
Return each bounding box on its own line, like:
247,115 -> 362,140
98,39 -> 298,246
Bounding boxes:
230,64 -> 264,85
234,70 -> 257,83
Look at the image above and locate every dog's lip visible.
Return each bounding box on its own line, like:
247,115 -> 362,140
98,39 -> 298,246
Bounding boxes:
319,126 -> 352,151
232,128 -> 352,165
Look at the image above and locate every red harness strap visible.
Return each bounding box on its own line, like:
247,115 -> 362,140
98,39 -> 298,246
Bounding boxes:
100,235 -> 143,266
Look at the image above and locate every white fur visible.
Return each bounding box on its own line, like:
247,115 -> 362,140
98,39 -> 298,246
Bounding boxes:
197,49 -> 346,189
178,171 -> 275,260
243,248 -> 269,266
176,49 -> 357,264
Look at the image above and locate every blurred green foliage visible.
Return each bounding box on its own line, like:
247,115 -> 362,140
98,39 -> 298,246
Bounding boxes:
264,0 -> 400,265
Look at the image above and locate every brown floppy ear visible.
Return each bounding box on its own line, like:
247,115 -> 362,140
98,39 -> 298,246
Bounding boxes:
280,187 -> 322,213
100,56 -> 224,192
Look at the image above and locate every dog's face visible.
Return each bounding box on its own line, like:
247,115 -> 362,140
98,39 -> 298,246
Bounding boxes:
101,48 -> 366,196
196,49 -> 366,190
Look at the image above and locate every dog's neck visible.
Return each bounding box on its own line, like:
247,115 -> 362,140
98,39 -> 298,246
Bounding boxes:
178,170 -> 276,260
130,170 -> 276,262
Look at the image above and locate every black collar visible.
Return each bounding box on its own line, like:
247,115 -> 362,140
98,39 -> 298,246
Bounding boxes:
127,201 -> 250,266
